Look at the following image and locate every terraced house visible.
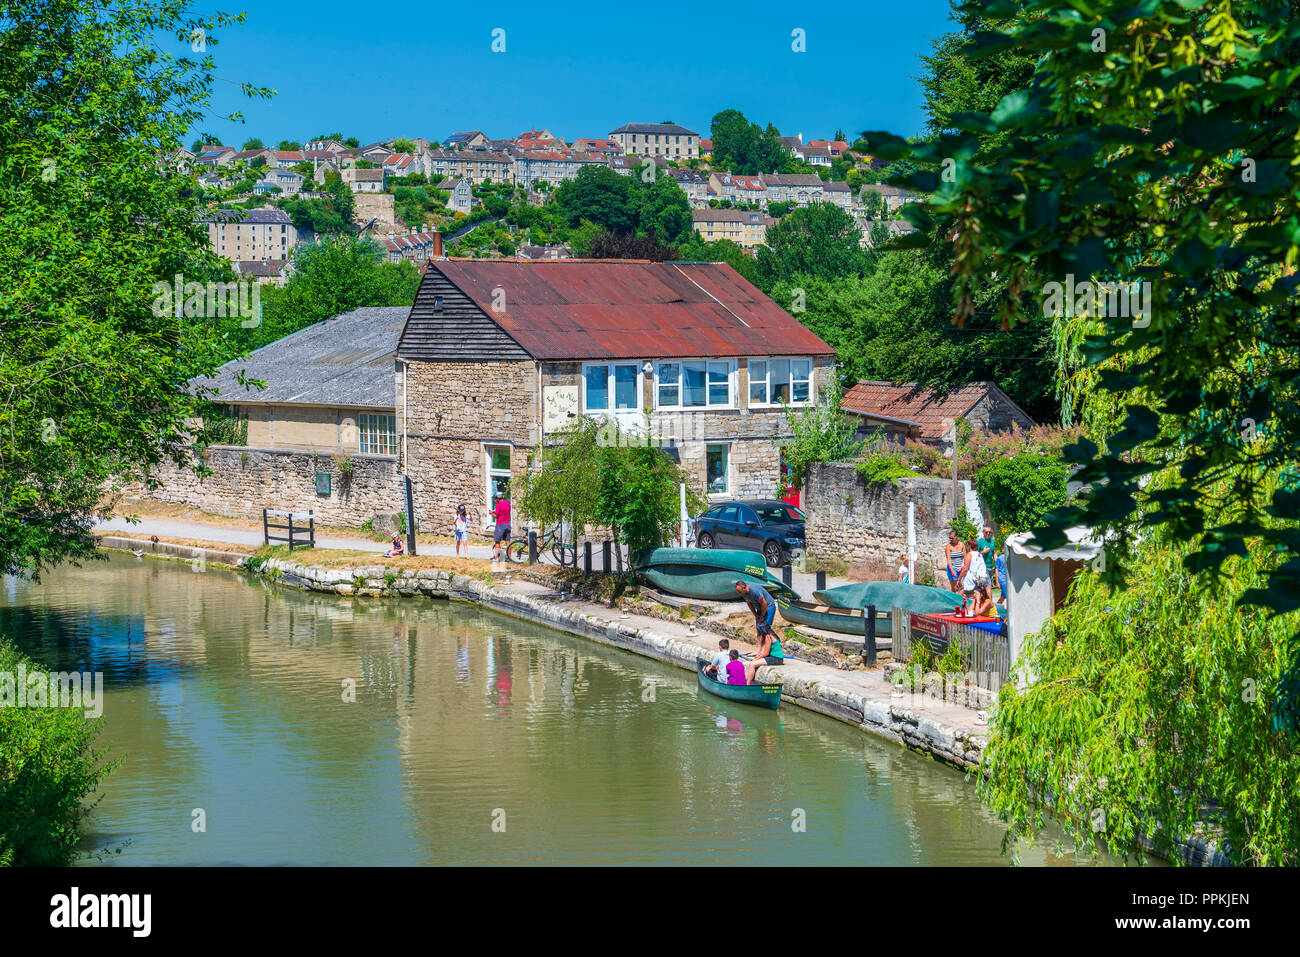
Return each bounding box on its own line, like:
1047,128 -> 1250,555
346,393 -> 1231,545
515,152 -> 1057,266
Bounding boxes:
394,258 -> 835,527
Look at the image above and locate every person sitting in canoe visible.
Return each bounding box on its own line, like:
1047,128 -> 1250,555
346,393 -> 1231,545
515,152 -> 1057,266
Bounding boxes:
734,580 -> 784,683
705,638 -> 731,681
725,648 -> 747,686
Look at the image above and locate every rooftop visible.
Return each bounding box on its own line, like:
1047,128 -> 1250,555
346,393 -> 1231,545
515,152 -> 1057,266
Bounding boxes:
842,380 -> 1031,439
195,306 -> 407,408
610,122 -> 700,136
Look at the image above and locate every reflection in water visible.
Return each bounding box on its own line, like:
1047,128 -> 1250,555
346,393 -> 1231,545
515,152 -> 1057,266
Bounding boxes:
0,553 -> 1108,866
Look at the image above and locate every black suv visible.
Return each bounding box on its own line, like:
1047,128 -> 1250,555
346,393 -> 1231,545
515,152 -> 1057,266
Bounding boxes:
693,500 -> 805,567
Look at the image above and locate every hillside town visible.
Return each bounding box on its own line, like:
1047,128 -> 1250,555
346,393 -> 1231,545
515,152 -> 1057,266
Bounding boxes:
180,118 -> 918,282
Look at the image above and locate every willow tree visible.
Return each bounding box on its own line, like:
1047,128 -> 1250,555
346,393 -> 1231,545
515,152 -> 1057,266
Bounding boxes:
859,0 -> 1299,859
0,0 -> 271,577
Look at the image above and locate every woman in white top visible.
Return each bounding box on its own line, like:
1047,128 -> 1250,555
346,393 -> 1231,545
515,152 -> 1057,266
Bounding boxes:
453,504 -> 469,557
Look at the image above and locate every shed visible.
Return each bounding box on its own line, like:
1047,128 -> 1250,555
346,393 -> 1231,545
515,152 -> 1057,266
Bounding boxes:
1004,526 -> 1103,678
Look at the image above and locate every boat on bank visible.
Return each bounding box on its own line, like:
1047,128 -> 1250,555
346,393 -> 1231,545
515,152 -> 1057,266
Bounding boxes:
635,547 -> 799,602
777,581 -> 961,637
696,658 -> 782,710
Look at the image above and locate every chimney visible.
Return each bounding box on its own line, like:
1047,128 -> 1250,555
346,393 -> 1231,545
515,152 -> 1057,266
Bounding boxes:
432,231 -> 444,259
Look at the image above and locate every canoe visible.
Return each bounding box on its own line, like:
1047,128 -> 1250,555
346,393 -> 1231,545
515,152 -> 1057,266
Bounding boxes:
696,659 -> 782,710
813,581 -> 960,616
775,596 -> 893,637
635,547 -> 799,602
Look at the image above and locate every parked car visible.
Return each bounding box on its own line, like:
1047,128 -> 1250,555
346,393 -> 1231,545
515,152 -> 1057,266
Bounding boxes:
693,499 -> 805,567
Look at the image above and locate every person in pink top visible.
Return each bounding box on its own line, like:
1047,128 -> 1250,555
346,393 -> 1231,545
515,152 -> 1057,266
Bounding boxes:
491,493 -> 512,561
725,649 -> 747,686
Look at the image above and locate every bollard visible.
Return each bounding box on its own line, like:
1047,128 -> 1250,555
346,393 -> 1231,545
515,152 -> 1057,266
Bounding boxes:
864,603 -> 877,666
584,541 -> 592,575
815,569 -> 826,592
782,563 -> 792,588
528,531 -> 538,564
602,540 -> 612,575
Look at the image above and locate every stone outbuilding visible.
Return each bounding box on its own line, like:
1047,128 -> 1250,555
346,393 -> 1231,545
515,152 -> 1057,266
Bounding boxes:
842,380 -> 1035,450
394,258 -> 837,531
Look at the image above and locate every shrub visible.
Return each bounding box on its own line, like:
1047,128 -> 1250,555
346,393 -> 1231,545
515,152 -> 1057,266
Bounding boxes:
0,639 -> 112,865
976,453 -> 1069,535
854,456 -> 920,486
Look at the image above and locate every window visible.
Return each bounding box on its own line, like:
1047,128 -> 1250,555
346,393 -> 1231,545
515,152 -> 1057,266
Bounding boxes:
359,413 -> 397,455
706,444 -> 730,494
486,445 -> 511,508
657,360 -> 732,409
748,358 -> 812,406
583,362 -> 640,412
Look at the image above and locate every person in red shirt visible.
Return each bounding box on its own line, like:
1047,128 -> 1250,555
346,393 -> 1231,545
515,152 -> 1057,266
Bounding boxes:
491,494 -> 512,560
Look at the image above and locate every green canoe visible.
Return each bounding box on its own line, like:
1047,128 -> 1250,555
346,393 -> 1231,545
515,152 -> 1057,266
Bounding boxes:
696,659 -> 782,710
775,596 -> 893,637
813,581 -> 960,616
635,547 -> 800,602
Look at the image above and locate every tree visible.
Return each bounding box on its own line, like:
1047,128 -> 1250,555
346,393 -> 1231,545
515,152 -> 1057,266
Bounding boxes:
709,109 -> 786,174
277,140 -> 301,151
974,454 -> 1069,535
597,437 -> 705,562
0,0 -> 269,577
860,188 -> 885,221
873,0 -> 1300,733
554,165 -> 634,233
778,376 -> 864,491
242,137 -> 264,150
515,419 -> 605,557
227,236 -> 419,356
391,137 -> 416,154
676,236 -> 760,285
630,172 -> 692,245
587,230 -> 679,262
754,203 -> 870,289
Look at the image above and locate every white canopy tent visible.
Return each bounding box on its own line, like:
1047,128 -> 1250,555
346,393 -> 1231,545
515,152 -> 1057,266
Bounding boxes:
1004,526 -> 1103,683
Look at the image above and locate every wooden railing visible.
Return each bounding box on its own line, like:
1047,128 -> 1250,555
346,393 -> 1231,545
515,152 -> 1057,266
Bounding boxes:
263,509 -> 315,550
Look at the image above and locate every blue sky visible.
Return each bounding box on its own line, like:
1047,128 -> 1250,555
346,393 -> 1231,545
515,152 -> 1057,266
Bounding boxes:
199,1 -> 957,148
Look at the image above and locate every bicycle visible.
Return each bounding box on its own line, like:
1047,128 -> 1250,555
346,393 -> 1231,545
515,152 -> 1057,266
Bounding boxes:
505,524 -> 576,566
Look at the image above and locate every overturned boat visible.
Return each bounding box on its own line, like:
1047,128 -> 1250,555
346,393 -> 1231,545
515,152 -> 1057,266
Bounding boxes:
635,547 -> 799,602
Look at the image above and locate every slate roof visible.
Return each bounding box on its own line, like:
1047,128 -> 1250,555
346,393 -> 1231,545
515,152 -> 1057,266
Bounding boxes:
610,122 -> 700,136
401,259 -> 834,361
194,307 -> 407,408
200,208 -> 293,225
842,380 -> 1031,439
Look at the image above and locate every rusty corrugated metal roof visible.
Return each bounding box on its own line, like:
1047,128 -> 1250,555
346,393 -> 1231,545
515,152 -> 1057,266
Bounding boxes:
423,259 -> 836,361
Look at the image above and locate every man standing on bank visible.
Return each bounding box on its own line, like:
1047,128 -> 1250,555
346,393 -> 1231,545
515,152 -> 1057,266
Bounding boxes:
734,580 -> 784,684
491,493 -> 511,561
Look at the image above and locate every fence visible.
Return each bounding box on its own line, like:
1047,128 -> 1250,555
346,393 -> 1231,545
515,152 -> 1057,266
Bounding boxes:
892,607 -> 1010,691
263,509 -> 315,550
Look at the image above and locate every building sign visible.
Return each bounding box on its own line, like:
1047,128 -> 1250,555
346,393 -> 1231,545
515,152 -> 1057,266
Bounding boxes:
543,384 -> 579,432
315,472 -> 331,495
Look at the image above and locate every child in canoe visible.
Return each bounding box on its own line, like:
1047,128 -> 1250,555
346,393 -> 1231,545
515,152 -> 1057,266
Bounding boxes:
705,638 -> 730,681
725,648 -> 747,686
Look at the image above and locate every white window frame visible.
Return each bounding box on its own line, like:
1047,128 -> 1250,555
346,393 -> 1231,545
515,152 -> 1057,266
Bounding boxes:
747,357 -> 814,408
654,359 -> 735,411
705,442 -> 732,496
581,361 -> 643,415
358,413 -> 398,455
485,444 -> 512,513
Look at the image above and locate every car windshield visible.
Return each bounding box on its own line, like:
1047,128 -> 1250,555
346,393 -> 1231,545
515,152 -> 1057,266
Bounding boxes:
757,505 -> 803,525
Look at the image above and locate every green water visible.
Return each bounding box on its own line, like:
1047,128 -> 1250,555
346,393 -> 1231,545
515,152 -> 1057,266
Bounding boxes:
1,552 -> 1100,865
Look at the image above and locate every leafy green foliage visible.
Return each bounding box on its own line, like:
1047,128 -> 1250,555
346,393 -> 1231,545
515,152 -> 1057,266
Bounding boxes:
882,0 -> 1300,731
755,203 -> 872,290
981,528 -> 1300,865
709,110 -> 788,174
854,456 -> 921,486
555,165 -> 636,234
223,236 -> 419,357
0,639 -> 113,865
778,376 -> 864,489
0,0 -> 270,577
975,454 -> 1069,535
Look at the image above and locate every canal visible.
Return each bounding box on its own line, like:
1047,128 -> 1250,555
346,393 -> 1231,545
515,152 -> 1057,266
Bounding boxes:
2,553 -> 1100,865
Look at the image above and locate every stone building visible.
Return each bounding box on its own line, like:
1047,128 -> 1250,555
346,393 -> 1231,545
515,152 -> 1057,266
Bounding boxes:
841,380 -> 1035,451
691,209 -> 774,249
609,122 -> 701,160
395,259 -> 836,531
201,207 -> 301,264
132,306 -> 410,525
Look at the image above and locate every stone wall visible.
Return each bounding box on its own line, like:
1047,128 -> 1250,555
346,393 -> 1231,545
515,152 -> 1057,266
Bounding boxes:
400,358 -> 539,533
124,445 -> 402,527
804,462 -> 975,576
